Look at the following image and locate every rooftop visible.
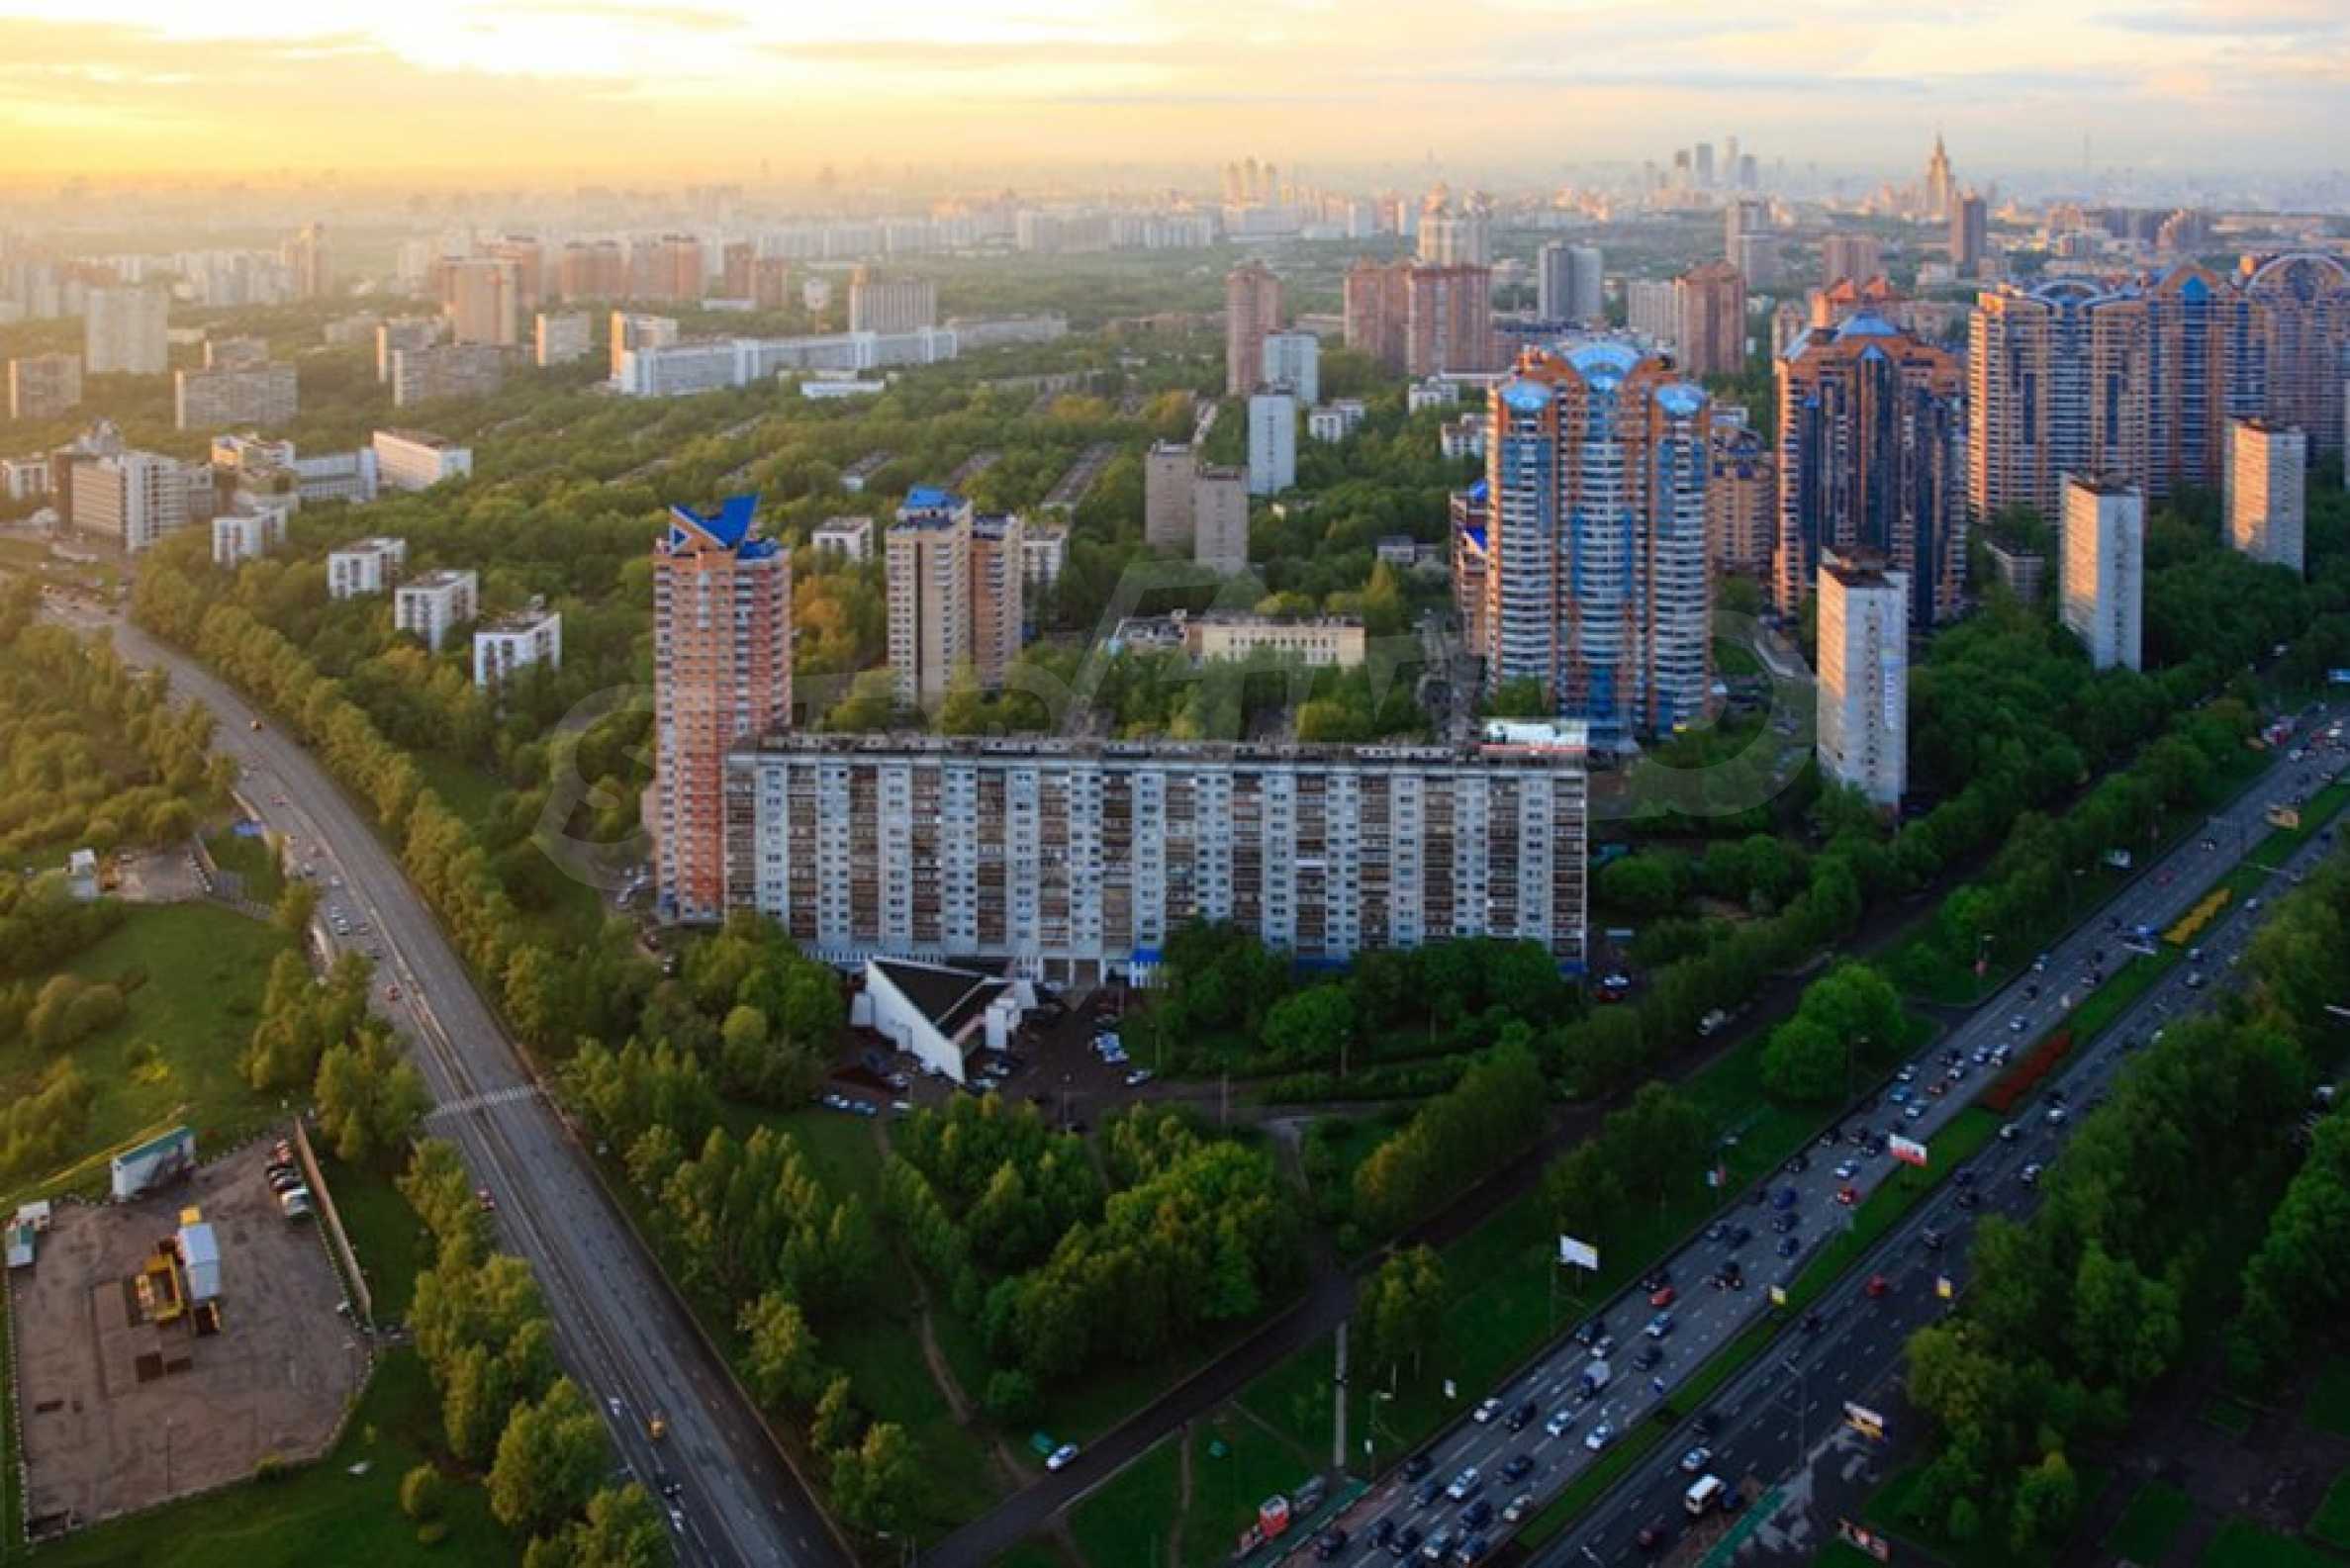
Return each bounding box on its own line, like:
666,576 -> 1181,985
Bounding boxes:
375,427 -> 459,450
732,728 -> 1588,772
872,959 -> 1008,1043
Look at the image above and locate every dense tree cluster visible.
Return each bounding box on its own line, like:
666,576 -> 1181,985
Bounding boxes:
1893,843 -> 2349,1553
1541,1081 -> 1712,1250
1758,962 -> 1909,1104
398,1140 -> 645,1556
1351,1042 -> 1549,1238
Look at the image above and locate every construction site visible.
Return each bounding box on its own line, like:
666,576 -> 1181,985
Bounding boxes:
7,1135 -> 366,1536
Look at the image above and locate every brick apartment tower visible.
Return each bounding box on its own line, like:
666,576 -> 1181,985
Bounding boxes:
1225,261 -> 1283,397
653,495 -> 792,923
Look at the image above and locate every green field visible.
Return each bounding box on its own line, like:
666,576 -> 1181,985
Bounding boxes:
0,903 -> 293,1205
16,1350 -> 517,1568
205,823 -> 284,903
316,1150 -> 429,1323
1181,1413 -> 1315,1568
1069,1432 -> 1182,1568
2200,1518 -> 2338,1568
2110,1478 -> 2196,1563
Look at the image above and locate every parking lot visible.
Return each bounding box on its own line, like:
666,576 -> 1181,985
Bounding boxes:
8,1142 -> 367,1533
822,982 -> 1159,1132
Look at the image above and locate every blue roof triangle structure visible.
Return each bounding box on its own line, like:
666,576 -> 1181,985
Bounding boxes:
666,494 -> 776,558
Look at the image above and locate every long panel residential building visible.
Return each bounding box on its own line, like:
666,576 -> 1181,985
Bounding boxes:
719,726 -> 1590,981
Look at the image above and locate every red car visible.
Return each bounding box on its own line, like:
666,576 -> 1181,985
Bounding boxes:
1865,1273 -> 1890,1298
1836,1185 -> 1860,1207
1649,1285 -> 1677,1309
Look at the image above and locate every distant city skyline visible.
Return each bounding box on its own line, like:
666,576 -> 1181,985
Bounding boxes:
0,1 -> 2342,180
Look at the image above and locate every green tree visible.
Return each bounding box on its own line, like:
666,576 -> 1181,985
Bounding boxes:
399,1463 -> 446,1521
488,1378 -> 606,1535
738,1291 -> 826,1410
273,878 -> 320,938
828,1422 -> 918,1536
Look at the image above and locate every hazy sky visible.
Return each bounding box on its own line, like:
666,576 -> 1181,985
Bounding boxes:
0,0 -> 2341,182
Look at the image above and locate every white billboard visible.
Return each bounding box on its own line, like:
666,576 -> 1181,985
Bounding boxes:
1558,1235 -> 1600,1271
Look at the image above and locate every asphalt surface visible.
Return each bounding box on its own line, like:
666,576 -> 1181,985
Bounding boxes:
42,599 -> 844,1568
1306,702 -> 2345,1568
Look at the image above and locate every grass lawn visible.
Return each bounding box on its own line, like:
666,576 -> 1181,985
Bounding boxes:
21,1350 -> 517,1568
205,822 -> 284,902
316,1150 -> 429,1324
411,751 -> 509,832
1182,1412 -> 1316,1568
2305,1357 -> 2350,1438
0,904 -> 293,1205
2200,1518 -> 2338,1568
1069,1432 -> 1182,1568
2308,1467 -> 2350,1553
2110,1479 -> 2196,1563
997,1541 -> 1081,1568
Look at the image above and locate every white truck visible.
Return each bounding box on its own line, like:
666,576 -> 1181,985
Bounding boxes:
1580,1360 -> 1612,1399
1684,1474 -> 1726,1516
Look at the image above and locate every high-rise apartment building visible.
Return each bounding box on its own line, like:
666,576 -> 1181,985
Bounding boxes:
1775,311 -> 1964,626
1967,281 -> 2150,523
1706,419 -> 1774,577
1405,264 -> 1495,377
1816,555 -> 1908,810
886,489 -> 1023,708
643,235 -> 705,304
534,312 -> 592,368
557,240 -> 628,302
174,362 -> 298,431
285,223 -> 329,300
1481,342 -> 1714,747
8,353 -> 81,421
2225,417 -> 2306,575
1344,259 -> 1409,370
1724,199 -> 1770,265
388,344 -> 508,408
1452,483 -> 1489,654
84,287 -> 168,375
69,449 -> 191,552
1674,262 -> 1745,379
719,727 -> 1590,975
445,258 -> 519,346
1537,243 -> 1605,324
751,256 -> 794,312
1225,261 -> 1283,397
720,241 -> 757,302
1417,201 -> 1494,268
2143,262 -> 2249,498
2239,252 -> 2350,459
487,237 -> 546,315
654,496 -> 793,924
375,316 -> 444,383
1246,391 -> 1297,497
2060,475 -> 2144,672
1819,233 -> 1883,288
1626,280 -> 1679,345
610,312 -> 681,381
1261,330 -> 1320,404
1949,192 -> 1989,280
847,268 -> 938,334
394,569 -> 479,652
1145,440 -> 1196,550
1194,466 -> 1251,576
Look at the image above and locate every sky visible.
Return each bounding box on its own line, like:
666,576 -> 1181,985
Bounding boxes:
0,0 -> 2341,183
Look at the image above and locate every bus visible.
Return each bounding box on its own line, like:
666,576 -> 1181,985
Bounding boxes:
1685,1474 -> 1726,1516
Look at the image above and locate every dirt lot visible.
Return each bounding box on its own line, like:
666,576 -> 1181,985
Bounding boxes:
9,1140 -> 367,1532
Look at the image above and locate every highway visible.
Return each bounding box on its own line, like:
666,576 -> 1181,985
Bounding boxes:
45,600 -> 844,1568
1305,701 -> 2343,1568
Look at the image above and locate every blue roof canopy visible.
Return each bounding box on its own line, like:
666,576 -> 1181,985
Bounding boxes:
667,494 -> 775,557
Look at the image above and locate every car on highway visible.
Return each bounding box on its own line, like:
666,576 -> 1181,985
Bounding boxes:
1680,1445 -> 1712,1473
1389,1523 -> 1421,1558
1446,1466 -> 1481,1502
1836,1185 -> 1860,1206
1312,1526 -> 1349,1560
2008,1015 -> 2028,1033
1503,1493 -> 1534,1523
1777,1235 -> 1801,1257
2021,1163 -> 2043,1186
1833,1159 -> 1858,1180
1546,1408 -> 1579,1438
1461,1498 -> 1494,1530
1505,1400 -> 1537,1432
475,1186 -> 496,1212
1865,1273 -> 1890,1298
1645,1312 -> 1676,1338
1472,1396 -> 1502,1424
1649,1284 -> 1677,1308
1584,1423 -> 1616,1452
1046,1442 -> 1080,1471
1414,1479 -> 1443,1508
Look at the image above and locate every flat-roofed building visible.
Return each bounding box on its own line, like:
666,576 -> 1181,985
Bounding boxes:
372,428 -> 473,491
394,568 -> 479,652
2061,474 -> 2144,671
328,535 -> 407,598
1816,554 -> 1908,810
8,353 -> 81,421
2225,415 -> 2306,574
473,604 -> 563,688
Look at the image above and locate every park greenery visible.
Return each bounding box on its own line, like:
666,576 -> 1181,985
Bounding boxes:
399,1139 -> 665,1566
1889,840 -> 2350,1556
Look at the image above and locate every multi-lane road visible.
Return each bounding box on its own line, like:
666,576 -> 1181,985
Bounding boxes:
41,598 -> 842,1568
1538,777 -> 2343,1566
1310,703 -> 2342,1567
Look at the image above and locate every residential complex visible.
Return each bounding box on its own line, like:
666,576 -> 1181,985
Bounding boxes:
1674,261 -> 1746,379
1451,483 -> 1489,656
1144,440 -> 1197,549
1344,259 -> 1496,376
2240,252 -> 2350,459
68,449 -> 194,553
1816,555 -> 1910,810
534,311 -> 592,367
388,342 -> 509,407
83,286 -> 168,375
1536,243 -> 1605,325
611,312 -> 680,380
718,725 -> 1590,980
1247,390 -> 1297,496
1706,419 -> 1774,578
2060,474 -> 2145,672
372,428 -> 473,492
611,327 -> 956,396
473,604 -> 563,688
327,536 -> 408,599
1819,232 -> 1883,287
1967,281 -> 2148,524
811,515 -> 873,561
394,569 -> 480,652
443,258 -> 520,346
212,434 -> 378,507
1262,330 -> 1320,404
885,489 -> 1023,709
653,497 -> 795,925
173,361 -> 298,431
1225,261 -> 1283,397
210,505 -> 288,568
1775,310 -> 1964,627
846,269 -> 938,334
1480,342 -> 1713,748
1193,466 -> 1251,576
2226,417 -> 2306,574
8,353 -> 81,421
374,316 -> 444,382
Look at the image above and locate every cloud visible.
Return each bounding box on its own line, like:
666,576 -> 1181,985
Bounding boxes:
2096,1 -> 2342,34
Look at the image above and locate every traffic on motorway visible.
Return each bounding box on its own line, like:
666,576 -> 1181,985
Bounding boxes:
1304,703 -> 2344,1567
